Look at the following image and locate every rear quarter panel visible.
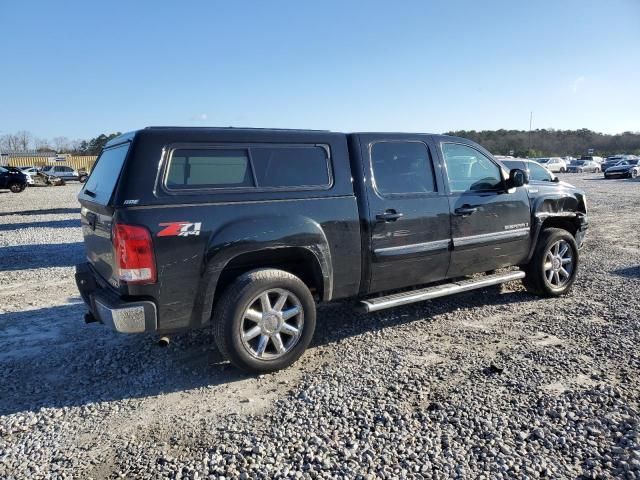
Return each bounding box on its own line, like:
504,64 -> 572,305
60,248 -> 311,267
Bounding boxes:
113,129 -> 361,332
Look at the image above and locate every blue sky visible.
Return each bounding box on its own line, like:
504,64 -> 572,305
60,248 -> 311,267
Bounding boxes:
1,0 -> 638,139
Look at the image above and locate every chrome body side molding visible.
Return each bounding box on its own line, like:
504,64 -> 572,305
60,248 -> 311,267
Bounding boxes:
453,227 -> 530,249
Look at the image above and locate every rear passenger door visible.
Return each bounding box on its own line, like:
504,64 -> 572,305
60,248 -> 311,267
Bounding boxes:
359,135 -> 451,294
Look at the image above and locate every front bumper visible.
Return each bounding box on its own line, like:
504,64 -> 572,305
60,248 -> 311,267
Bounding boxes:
75,262 -> 157,333
604,171 -> 629,177
575,214 -> 588,249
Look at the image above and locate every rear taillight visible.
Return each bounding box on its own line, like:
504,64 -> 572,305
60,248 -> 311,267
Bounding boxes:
112,223 -> 157,284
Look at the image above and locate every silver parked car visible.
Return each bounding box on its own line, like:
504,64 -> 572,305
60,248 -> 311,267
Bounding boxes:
40,165 -> 88,182
567,160 -> 601,173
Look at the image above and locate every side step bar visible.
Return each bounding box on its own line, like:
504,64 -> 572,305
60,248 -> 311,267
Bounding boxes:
359,271 -> 525,313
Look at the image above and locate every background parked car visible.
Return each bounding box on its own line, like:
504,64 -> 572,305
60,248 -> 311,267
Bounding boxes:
0,166 -> 28,192
18,166 -> 41,185
502,159 -> 558,183
578,155 -> 604,165
604,159 -> 640,179
602,155 -> 638,172
535,157 -> 567,172
40,165 -> 88,182
568,160 -> 601,173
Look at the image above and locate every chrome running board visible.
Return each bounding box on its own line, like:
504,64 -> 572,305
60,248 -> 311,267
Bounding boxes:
359,271 -> 525,313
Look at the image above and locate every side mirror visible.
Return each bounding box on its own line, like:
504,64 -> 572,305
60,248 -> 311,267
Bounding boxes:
552,176 -> 560,183
507,168 -> 527,189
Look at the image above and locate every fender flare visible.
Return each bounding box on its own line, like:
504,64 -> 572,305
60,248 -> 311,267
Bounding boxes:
525,192 -> 587,263
191,215 -> 333,326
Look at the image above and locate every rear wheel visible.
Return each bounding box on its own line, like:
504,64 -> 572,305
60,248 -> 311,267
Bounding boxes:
522,228 -> 579,297
559,167 -> 566,173
630,169 -> 638,179
9,182 -> 24,193
213,268 -> 316,373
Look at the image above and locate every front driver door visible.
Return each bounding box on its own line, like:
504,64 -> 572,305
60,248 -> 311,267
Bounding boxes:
439,142 -> 531,277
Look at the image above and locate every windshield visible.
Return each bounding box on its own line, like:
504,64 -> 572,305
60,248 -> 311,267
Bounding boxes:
80,143 -> 130,205
537,158 -> 549,163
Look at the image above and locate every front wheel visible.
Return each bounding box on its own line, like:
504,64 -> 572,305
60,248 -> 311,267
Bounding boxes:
213,268 -> 316,373
522,228 -> 579,297
630,170 -> 638,179
559,168 -> 566,173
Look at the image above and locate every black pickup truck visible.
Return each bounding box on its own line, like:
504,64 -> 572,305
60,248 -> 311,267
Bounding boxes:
76,127 -> 588,372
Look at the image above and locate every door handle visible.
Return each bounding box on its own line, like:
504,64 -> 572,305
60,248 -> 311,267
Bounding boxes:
454,206 -> 478,216
376,210 -> 404,222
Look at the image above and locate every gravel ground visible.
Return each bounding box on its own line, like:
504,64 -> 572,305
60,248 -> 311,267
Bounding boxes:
0,175 -> 638,479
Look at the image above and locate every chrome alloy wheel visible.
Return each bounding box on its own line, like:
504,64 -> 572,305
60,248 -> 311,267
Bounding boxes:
544,239 -> 574,288
239,288 -> 304,360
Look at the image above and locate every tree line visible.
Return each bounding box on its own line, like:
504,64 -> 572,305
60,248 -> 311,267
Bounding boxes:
3,128 -> 640,158
0,131 -> 122,156
444,129 -> 640,158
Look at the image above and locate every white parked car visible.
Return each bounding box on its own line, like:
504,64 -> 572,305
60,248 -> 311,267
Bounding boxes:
18,166 -> 39,185
579,155 -> 603,165
535,157 -> 567,173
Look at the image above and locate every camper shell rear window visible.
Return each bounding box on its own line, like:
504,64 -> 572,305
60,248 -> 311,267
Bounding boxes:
80,142 -> 130,205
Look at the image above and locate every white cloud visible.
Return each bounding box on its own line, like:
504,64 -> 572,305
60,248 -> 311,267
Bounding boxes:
571,76 -> 585,94
190,113 -> 208,121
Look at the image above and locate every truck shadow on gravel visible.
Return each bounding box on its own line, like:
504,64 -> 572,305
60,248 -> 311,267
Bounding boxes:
0,243 -> 84,271
611,265 -> 640,279
0,207 -> 80,217
0,219 -> 80,231
0,285 -> 534,417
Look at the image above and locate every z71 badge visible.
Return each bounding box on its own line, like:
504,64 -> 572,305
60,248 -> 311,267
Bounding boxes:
158,222 -> 202,237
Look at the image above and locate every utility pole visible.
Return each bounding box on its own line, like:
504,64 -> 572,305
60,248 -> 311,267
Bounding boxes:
528,111 -> 533,154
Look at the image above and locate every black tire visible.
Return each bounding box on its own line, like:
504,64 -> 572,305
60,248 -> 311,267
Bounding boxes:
213,268 -> 316,373
560,168 -> 566,173
630,170 -> 637,179
9,183 -> 24,193
79,175 -> 88,183
522,228 -> 579,297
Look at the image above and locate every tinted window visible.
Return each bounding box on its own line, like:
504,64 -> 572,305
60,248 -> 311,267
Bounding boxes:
441,143 -> 502,192
371,141 -> 436,195
251,146 -> 330,188
502,160 -> 526,171
528,162 -> 552,181
81,143 -> 130,205
167,149 -> 253,189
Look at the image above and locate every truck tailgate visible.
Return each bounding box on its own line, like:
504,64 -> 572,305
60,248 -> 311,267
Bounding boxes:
77,142 -> 130,286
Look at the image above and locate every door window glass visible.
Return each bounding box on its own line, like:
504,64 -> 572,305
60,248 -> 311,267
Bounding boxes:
528,162 -> 552,181
441,143 -> 502,192
370,141 -> 436,195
